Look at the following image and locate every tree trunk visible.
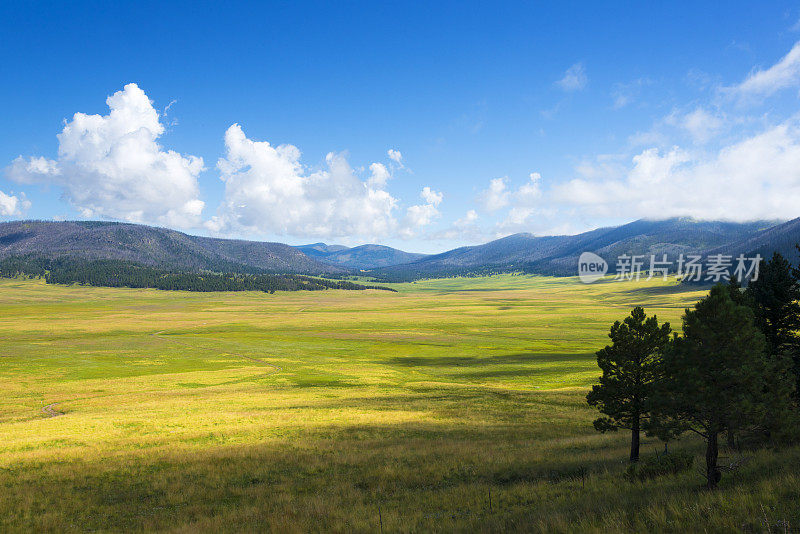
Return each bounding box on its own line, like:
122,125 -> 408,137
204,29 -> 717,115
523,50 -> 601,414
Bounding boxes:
726,428 -> 736,449
706,431 -> 721,489
630,417 -> 640,463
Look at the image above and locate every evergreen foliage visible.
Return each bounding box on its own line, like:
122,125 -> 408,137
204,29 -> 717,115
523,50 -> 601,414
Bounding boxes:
0,255 -> 395,293
649,285 -> 773,489
586,307 -> 671,462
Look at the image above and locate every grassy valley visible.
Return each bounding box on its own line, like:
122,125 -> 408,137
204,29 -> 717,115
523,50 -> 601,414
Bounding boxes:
1,276 -> 798,532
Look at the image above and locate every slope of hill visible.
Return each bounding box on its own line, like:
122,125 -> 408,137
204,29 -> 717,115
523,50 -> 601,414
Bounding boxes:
295,243 -> 350,257
372,218 -> 783,280
0,221 -> 347,275
704,217 -> 800,262
3,217 -> 797,281
294,243 -> 428,269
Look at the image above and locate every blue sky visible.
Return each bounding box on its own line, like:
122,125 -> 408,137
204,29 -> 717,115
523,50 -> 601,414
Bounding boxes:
3,1 -> 800,253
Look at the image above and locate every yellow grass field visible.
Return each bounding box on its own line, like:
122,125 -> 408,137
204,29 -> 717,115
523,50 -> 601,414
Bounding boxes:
1,276 -> 798,532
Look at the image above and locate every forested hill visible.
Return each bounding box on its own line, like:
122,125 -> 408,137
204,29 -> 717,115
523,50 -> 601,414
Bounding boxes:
0,256 -> 395,293
0,221 -> 345,275
703,217 -> 800,261
3,218 -> 799,282
295,243 -> 428,269
369,218 -> 790,281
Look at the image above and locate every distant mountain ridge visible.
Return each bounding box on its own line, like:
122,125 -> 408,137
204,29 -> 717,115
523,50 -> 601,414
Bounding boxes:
0,221 -> 346,275
295,243 -> 350,256
2,217 -> 799,281
370,217 -> 792,280
704,217 -> 800,261
296,243 -> 428,270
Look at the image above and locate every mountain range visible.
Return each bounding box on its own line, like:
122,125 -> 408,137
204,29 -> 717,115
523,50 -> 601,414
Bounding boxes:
371,218 -> 791,280
0,221 -> 345,275
2,217 -> 800,281
296,243 -> 428,270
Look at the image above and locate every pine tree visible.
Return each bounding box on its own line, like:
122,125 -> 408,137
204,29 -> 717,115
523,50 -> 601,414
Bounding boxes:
651,285 -> 770,489
746,252 -> 800,353
586,307 -> 671,463
746,251 -> 800,403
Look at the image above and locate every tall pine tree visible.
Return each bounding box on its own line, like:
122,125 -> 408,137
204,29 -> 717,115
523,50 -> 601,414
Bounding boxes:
651,285 -> 770,489
587,307 -> 671,462
745,251 -> 800,406
746,252 -> 800,354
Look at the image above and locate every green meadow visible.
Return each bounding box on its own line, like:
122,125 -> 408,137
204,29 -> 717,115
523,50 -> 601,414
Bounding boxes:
1,276 -> 798,532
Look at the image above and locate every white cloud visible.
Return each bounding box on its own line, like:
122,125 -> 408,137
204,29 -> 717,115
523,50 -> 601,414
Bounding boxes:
479,176 -> 510,211
387,149 -> 403,163
480,173 -> 541,214
208,124 -> 415,240
679,107 -> 725,144
0,191 -> 30,216
517,172 -> 542,203
7,156 -> 60,183
455,209 -> 478,226
494,173 -> 544,232
402,187 -> 443,236
429,209 -> 485,242
551,120 -> 800,221
727,41 -> 800,100
420,186 -> 442,206
5,83 -> 205,227
629,106 -> 729,149
367,162 -> 391,188
556,63 -> 587,92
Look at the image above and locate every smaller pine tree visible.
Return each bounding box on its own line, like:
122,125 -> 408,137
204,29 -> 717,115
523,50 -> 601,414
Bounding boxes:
587,307 -> 671,463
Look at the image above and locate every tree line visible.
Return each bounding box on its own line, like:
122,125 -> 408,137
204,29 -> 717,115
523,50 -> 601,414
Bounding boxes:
0,255 -> 396,293
587,248 -> 800,489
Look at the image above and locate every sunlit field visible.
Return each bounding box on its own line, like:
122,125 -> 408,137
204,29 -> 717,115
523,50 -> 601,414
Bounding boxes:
1,276 -> 798,532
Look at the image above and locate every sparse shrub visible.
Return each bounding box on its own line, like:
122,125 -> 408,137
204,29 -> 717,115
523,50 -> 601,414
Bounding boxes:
624,451 -> 693,481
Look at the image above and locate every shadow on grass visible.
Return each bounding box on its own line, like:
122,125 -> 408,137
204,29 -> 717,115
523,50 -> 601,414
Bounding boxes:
614,283 -> 710,298
0,419 -> 625,530
5,407 -> 781,533
384,352 -> 592,368
4,378 -> 790,533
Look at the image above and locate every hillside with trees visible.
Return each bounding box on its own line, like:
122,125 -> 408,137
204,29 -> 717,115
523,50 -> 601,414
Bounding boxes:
370,218 -> 785,281
0,256 -> 394,293
0,220 -> 346,275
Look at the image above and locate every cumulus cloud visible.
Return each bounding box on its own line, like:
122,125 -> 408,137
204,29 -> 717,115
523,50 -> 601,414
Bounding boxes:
556,63 -> 587,92
5,83 -> 205,227
387,149 -> 403,163
0,190 -> 30,217
420,186 -> 443,206
208,124 -> 442,240
479,172 -> 543,223
727,41 -> 800,100
494,173 -> 544,232
479,176 -> 510,211
455,209 -> 478,226
551,120 -> 800,221
518,172 -> 542,202
402,186 -> 443,236
367,162 -> 391,188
